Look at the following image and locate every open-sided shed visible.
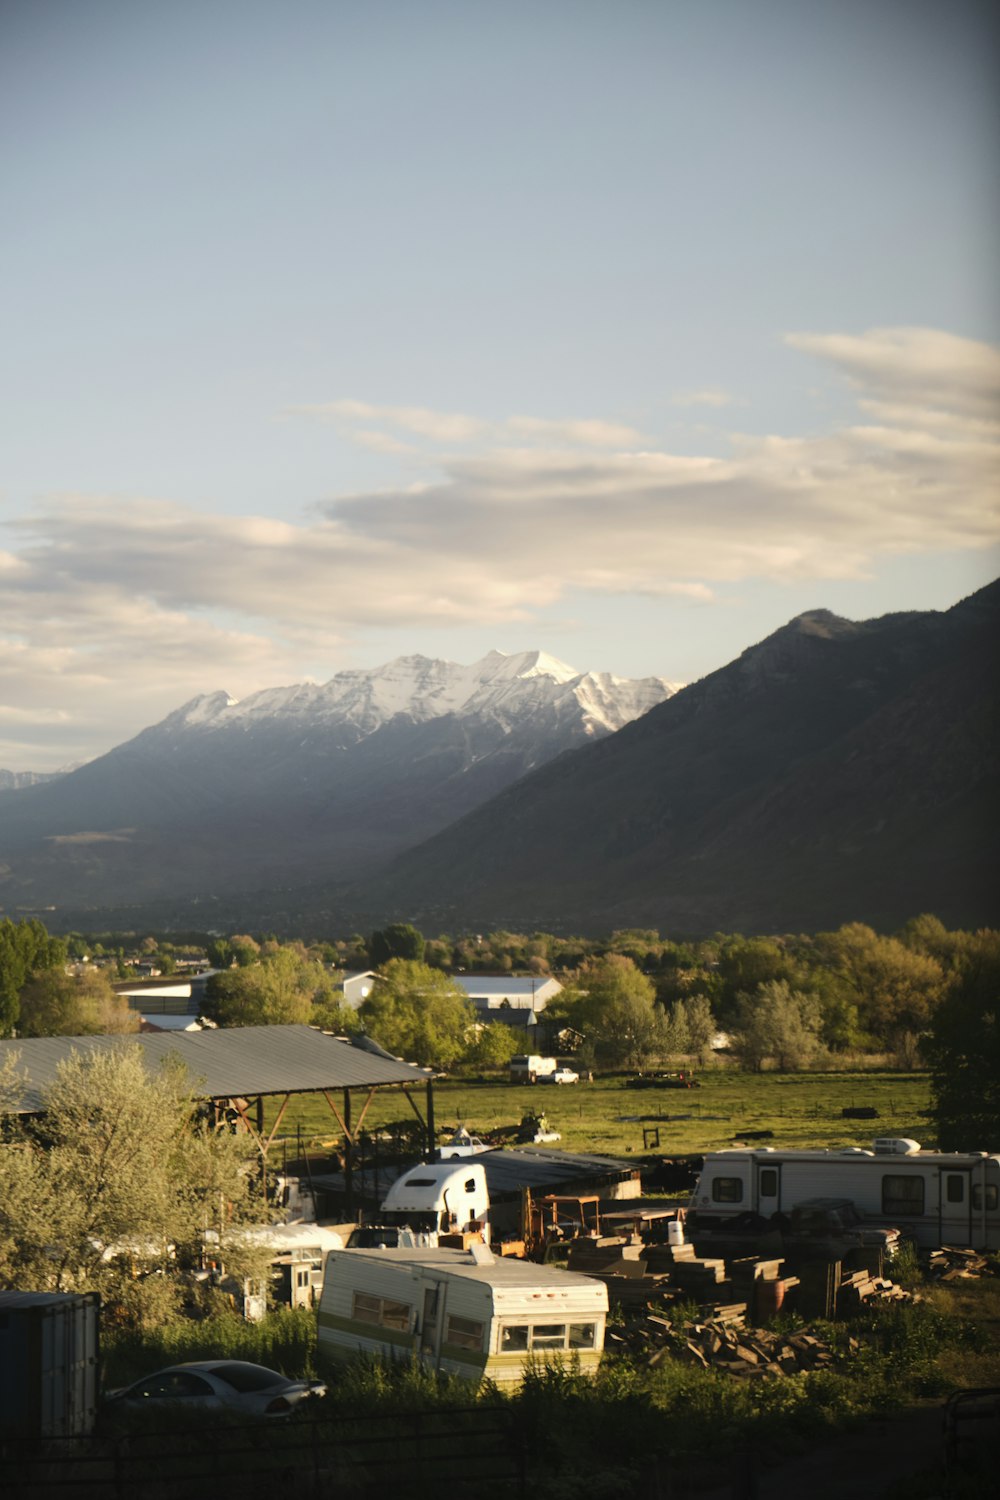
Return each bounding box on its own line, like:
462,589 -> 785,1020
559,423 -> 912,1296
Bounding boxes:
0,1024 -> 435,1204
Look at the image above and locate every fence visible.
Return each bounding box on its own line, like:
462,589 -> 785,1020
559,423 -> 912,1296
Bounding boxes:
0,1405 -> 526,1500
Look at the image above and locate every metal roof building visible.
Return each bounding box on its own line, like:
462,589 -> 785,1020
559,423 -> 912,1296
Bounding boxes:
0,1025 -> 435,1201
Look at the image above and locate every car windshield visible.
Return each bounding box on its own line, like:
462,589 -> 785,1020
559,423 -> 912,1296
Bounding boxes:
205,1363 -> 284,1393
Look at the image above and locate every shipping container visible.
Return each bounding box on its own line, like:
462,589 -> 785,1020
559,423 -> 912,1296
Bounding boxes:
0,1292 -> 100,1438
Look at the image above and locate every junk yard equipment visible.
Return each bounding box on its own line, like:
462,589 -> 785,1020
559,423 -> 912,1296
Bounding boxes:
692,1139 -> 1000,1251
523,1193 -> 602,1261
318,1244 -> 608,1386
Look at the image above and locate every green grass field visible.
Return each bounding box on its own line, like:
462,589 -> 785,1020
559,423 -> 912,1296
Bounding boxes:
265,1067 -> 934,1161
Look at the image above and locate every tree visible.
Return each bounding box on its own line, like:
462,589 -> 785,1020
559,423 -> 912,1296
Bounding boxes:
461,1022 -> 520,1073
369,924 -> 426,967
0,1046 -> 261,1324
665,993 -> 717,1064
729,980 -> 823,1072
814,923 -> 944,1043
359,960 -> 474,1069
0,918 -> 67,1035
204,946 -> 336,1026
714,937 -> 794,1021
925,931 -> 1000,1150
562,955 -> 665,1070
18,969 -> 138,1037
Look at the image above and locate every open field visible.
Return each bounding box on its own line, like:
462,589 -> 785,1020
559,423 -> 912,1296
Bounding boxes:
266,1068 -> 934,1161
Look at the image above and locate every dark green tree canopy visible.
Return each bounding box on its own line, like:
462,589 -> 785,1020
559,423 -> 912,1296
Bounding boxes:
370,924 -> 426,967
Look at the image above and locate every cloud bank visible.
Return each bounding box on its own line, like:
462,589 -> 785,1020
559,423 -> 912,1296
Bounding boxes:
3,327 -> 997,768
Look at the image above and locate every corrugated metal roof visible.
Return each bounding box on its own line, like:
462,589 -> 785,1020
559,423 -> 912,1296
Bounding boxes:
0,1025 -> 429,1114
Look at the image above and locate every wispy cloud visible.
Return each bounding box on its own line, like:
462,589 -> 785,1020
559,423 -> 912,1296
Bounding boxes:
3,328 -> 998,766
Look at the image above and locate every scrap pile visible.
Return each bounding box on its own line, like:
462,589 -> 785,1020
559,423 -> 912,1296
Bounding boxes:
837,1266 -> 918,1311
613,1311 -> 853,1379
565,1233 -> 914,1318
923,1246 -> 998,1281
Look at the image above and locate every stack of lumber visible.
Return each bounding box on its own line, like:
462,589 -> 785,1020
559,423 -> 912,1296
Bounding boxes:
566,1236 -> 674,1308
837,1266 -> 916,1311
624,1313 -> 852,1379
924,1246 -> 995,1280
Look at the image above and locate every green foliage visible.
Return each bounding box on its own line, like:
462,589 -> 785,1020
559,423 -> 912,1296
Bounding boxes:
460,1021 -> 520,1072
561,955 -> 665,1069
925,929 -> 1000,1150
18,967 -> 138,1037
729,979 -> 824,1072
204,945 -> 337,1026
0,917 -> 67,1035
370,923 -> 426,966
360,959 -> 475,1068
0,1046 -> 262,1323
103,1305 -> 318,1387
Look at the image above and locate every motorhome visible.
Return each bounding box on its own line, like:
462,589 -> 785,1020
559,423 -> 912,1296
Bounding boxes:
378,1160 -> 490,1245
318,1245 -> 607,1385
692,1139 -> 1000,1250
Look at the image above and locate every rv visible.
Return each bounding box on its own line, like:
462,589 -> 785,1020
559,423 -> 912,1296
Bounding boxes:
692,1139 -> 1000,1250
318,1245 -> 608,1385
378,1161 -> 490,1246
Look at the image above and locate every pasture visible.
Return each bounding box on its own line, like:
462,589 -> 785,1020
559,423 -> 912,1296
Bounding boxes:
266,1067 -> 934,1161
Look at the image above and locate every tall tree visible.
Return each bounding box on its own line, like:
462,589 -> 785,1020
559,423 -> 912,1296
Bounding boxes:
204,946 -> 336,1026
359,960 -> 473,1069
369,923 -> 426,967
0,918 -> 67,1035
729,980 -> 823,1072
564,955 -> 665,1070
925,931 -> 1000,1150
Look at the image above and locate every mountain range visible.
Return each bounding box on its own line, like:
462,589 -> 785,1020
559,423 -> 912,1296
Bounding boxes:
1,584 -> 996,936
0,651 -> 676,920
360,581 -> 999,935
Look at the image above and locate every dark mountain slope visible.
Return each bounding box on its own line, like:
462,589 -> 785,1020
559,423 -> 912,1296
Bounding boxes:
363,583 -> 1000,934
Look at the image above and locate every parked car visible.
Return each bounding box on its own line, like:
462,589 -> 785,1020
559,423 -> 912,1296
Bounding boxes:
104,1361 -> 327,1418
547,1067 -> 579,1085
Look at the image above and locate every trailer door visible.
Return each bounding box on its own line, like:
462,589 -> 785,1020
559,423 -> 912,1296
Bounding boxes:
756,1162 -> 781,1218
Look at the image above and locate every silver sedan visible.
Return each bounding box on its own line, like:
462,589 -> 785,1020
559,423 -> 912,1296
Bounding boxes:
105,1360 -> 327,1418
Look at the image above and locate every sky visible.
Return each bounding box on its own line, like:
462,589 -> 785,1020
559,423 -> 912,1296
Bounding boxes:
2,0 -> 998,772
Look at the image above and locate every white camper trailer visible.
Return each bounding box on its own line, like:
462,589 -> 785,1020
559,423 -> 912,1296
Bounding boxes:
692,1139 -> 1000,1250
378,1161 -> 490,1245
318,1245 -> 607,1386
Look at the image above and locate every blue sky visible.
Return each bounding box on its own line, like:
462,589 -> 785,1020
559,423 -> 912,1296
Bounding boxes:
2,0 -> 998,769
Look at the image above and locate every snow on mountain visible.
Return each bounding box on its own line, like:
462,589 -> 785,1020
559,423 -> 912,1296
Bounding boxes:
157,650 -> 680,742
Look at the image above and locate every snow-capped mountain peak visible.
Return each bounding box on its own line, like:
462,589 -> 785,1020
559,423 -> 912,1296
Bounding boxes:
141,650 -> 679,744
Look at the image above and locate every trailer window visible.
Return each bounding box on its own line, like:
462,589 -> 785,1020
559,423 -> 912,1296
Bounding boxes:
568,1323 -> 596,1349
531,1324 -> 566,1349
446,1315 -> 484,1351
945,1175 -> 965,1204
501,1325 -> 529,1351
352,1292 -> 411,1331
712,1176 -> 744,1204
759,1169 -> 778,1197
881,1175 -> 925,1215
972,1184 -> 998,1212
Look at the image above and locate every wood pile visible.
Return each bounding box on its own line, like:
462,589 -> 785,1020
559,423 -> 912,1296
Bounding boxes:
924,1245 -> 996,1281
837,1266 -> 916,1311
622,1312 -> 853,1379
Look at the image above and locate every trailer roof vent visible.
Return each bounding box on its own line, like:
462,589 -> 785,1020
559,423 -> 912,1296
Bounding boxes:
872,1137 -> 921,1155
